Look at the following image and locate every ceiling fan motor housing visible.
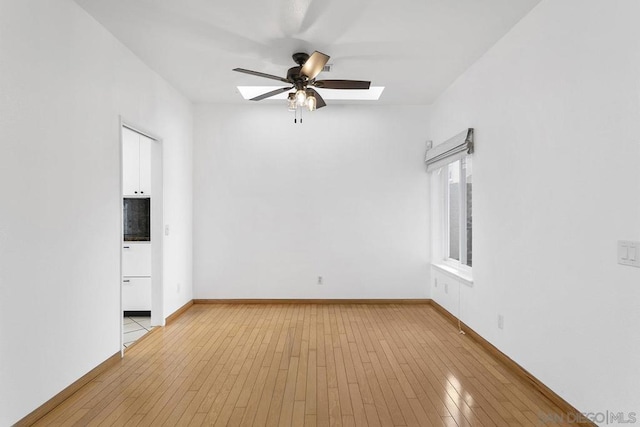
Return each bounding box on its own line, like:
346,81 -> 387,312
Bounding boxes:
287,66 -> 305,85
290,53 -> 313,87
292,52 -> 310,66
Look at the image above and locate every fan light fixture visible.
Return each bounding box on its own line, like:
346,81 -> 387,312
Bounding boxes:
233,51 -> 374,123
295,89 -> 307,106
287,93 -> 296,111
306,92 -> 317,111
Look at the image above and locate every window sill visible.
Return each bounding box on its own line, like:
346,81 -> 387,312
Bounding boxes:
431,263 -> 474,287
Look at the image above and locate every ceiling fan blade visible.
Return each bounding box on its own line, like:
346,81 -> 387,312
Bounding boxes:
250,87 -> 294,101
307,88 -> 326,109
233,68 -> 290,84
314,80 -> 371,90
300,51 -> 330,80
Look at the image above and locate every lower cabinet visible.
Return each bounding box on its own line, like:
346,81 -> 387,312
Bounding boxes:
122,244 -> 152,276
122,277 -> 151,311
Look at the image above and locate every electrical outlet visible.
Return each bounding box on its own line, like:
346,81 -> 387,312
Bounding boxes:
165,224 -> 170,236
177,283 -> 181,293
444,283 -> 448,294
434,278 -> 438,287
498,314 -> 504,330
317,276 -> 323,285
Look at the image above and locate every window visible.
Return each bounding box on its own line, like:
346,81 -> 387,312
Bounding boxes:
426,128 -> 474,275
444,156 -> 472,267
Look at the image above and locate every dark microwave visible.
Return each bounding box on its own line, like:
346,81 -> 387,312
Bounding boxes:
123,198 -> 150,241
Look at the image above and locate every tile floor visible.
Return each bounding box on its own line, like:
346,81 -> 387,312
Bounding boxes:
123,316 -> 153,348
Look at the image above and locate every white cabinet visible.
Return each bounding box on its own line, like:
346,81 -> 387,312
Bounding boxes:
122,127 -> 153,313
122,128 -> 140,196
138,135 -> 151,195
122,243 -> 151,311
122,127 -> 152,196
122,243 -> 152,276
122,277 -> 152,311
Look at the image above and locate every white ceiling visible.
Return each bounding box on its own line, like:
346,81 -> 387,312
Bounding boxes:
74,0 -> 541,105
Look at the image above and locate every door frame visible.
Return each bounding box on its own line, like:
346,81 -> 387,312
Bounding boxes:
119,117 -> 164,354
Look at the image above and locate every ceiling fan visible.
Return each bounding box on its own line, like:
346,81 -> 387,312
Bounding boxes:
233,51 -> 371,113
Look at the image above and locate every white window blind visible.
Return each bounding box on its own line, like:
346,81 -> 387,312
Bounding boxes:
425,128 -> 474,172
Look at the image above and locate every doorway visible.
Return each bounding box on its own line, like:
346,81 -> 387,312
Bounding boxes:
120,121 -> 163,351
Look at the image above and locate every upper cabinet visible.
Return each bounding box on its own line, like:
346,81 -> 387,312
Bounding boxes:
122,127 -> 152,196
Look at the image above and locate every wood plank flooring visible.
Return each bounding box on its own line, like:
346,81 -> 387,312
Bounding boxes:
34,304 -> 573,426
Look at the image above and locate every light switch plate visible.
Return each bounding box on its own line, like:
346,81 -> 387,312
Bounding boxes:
618,241 -> 640,267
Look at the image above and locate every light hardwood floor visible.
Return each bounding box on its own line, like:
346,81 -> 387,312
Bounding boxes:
34,304 -> 573,426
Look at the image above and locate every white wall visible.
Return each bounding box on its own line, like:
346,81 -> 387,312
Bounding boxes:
193,104 -> 430,299
0,0 -> 193,424
428,0 -> 640,418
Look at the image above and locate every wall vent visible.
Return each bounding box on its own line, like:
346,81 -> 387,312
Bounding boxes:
322,64 -> 333,72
